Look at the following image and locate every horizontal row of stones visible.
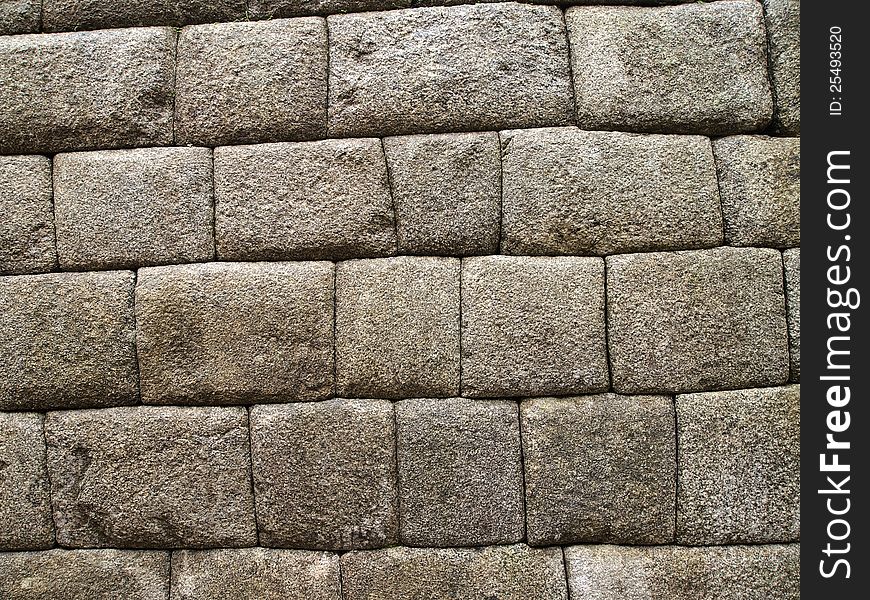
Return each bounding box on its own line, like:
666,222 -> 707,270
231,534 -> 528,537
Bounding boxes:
1,387 -> 799,552
0,1 -> 800,159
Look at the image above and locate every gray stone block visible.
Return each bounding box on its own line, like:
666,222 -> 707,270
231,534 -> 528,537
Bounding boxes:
45,406 -> 256,548
763,0 -> 800,134
42,0 -> 246,31
462,256 -> 608,397
566,0 -> 773,134
396,398 -> 524,546
250,399 -> 398,550
522,395 -> 675,546
336,257 -> 460,398
501,127 -> 722,255
53,147 -> 214,270
215,139 -> 396,261
607,248 -> 789,394
0,271 -> 138,411
328,2 -> 573,137
384,132 -> 501,256
0,0 -> 39,34
0,155 -> 56,275
175,18 -> 327,146
136,262 -> 334,405
676,385 -> 800,544
784,248 -> 800,381
0,27 -> 175,154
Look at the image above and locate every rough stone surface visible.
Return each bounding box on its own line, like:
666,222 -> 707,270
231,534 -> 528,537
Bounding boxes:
713,135 -> 800,248
763,0 -> 800,134
522,395 -> 676,545
336,257 -> 460,398
0,271 -> 137,411
250,0 -> 410,19
53,147 -> 214,270
175,18 -> 327,146
42,0 -> 246,31
676,385 -> 800,544
215,139 -> 396,261
784,248 -> 800,381
136,262 -> 334,405
250,399 -> 398,550
384,132 -> 501,256
501,127 -> 722,255
566,0 -> 773,134
45,406 -> 256,548
462,256 -> 608,397
0,155 -> 56,275
0,27 -> 175,154
396,398 -> 524,547
0,0 -> 39,34
607,248 -> 789,394
328,2 -> 573,137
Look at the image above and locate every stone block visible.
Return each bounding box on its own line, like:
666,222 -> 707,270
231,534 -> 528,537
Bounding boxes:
784,248 -> 800,381
42,0 -> 246,31
0,155 -> 55,275
249,0 -> 411,20
0,0 -> 39,34
763,0 -> 800,134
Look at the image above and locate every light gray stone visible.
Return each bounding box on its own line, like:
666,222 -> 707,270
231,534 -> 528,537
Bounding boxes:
566,0 -> 773,134
501,127 -> 722,255
763,0 -> 800,134
0,271 -> 138,411
784,248 -> 800,381
336,257 -> 460,398
250,0 -> 411,19
250,399 -> 398,550
607,248 -> 789,394
175,18 -> 327,146
0,155 -> 56,275
328,2 -> 573,137
0,0 -> 39,34
136,262 -> 334,405
462,256 -> 608,397
42,0 -> 246,31
215,139 -> 396,261
53,147 -> 214,270
45,406 -> 256,548
396,398 -> 524,547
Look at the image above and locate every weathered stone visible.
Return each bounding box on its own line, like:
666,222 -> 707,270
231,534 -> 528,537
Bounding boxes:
0,0 -> 39,34
384,132 -> 501,255
0,155 -> 55,275
676,385 -> 800,544
522,395 -> 675,545
607,248 -> 789,393
0,27 -> 175,154
784,248 -> 800,381
501,127 -> 722,255
249,0 -> 411,20
53,147 -> 214,270
396,398 -> 524,546
175,18 -> 327,146
136,262 -> 333,405
763,0 -> 800,134
462,256 -> 608,397
328,3 -> 573,137
215,139 -> 396,261
713,135 -> 800,248
42,0 -> 246,31
250,399 -> 398,550
566,0 -> 773,134
0,271 -> 137,411
336,257 -> 460,398
45,406 -> 256,548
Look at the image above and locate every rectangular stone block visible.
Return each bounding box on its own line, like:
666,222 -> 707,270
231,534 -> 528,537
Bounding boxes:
250,399 -> 398,550
784,248 -> 800,381
763,0 -> 800,134
607,248 -> 789,394
250,0 -> 411,20
42,0 -> 246,31
136,262 -> 334,405
0,0 -> 39,35
501,127 -> 722,255
215,139 -> 396,261
0,27 -> 175,154
54,147 -> 214,270
175,18 -> 327,146
0,155 -> 56,275
328,3 -> 573,137
45,406 -> 257,548
462,256 -> 608,397
0,271 -> 138,411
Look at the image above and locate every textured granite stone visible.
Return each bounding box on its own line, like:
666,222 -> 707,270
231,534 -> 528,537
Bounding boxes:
45,406 -> 256,548
136,262 -> 334,405
0,155 -> 55,275
249,0 -> 409,19
175,18 -> 327,146
0,271 -> 138,411
784,248 -> 800,381
0,0 -> 39,34
215,139 -> 396,261
462,256 -> 608,397
607,248 -> 789,393
396,398 -> 524,546
566,0 -> 773,134
763,0 -> 800,134
53,147 -> 214,270
384,132 -> 501,255
42,0 -> 246,31
501,127 -> 722,255
250,399 -> 398,550
336,257 -> 460,398
328,2 -> 573,137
